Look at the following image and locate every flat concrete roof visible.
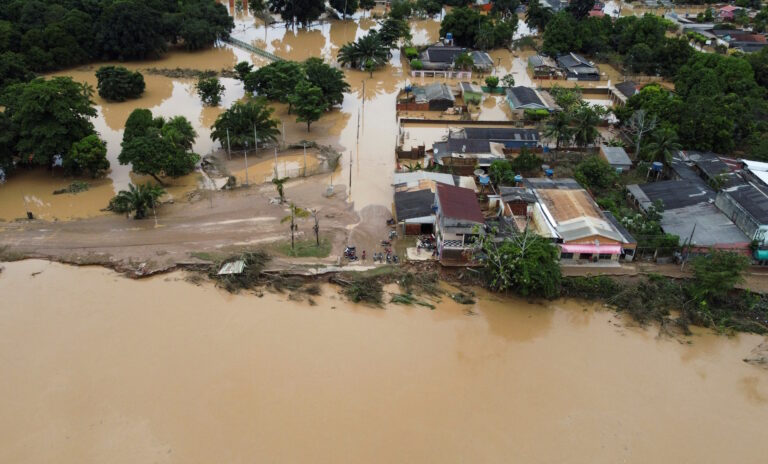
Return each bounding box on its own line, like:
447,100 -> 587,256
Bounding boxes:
659,203 -> 749,247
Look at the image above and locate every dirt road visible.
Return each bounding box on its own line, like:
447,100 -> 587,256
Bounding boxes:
0,177 -> 366,274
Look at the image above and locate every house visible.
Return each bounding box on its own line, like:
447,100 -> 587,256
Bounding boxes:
527,178 -> 637,263
471,51 -> 494,72
615,81 -> 639,99
599,145 -> 632,171
434,182 -> 485,266
718,5 -> 743,21
528,55 -> 560,79
741,158 -> 768,187
392,171 -> 457,191
452,127 -> 540,149
459,82 -> 484,104
419,45 -> 466,70
393,189 -> 436,236
411,83 -> 455,111
716,181 -> 768,246
627,163 -> 750,253
557,53 -> 600,81
505,86 -> 552,118
432,138 -> 506,172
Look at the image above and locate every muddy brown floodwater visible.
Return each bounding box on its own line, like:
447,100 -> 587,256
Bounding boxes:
1,260 -> 767,463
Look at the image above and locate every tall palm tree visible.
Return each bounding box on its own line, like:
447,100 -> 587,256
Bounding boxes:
644,127 -> 682,164
544,111 -> 572,150
572,103 -> 604,148
337,32 -> 388,71
110,183 -> 166,219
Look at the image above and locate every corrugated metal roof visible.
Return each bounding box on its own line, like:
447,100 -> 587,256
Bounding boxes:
436,182 -> 484,223
395,189 -> 435,221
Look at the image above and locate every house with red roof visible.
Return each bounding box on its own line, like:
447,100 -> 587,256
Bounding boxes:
434,182 -> 485,266
718,5 -> 742,21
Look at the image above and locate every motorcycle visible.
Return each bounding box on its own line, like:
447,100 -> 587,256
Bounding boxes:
344,246 -> 357,261
381,240 -> 391,246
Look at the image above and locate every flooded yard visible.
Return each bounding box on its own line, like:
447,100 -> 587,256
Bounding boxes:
1,260 -> 767,463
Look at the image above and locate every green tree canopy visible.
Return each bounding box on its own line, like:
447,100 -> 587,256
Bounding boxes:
95,66 -> 145,102
196,76 -> 225,106
689,250 -> 751,303
330,0 -> 359,19
337,32 -> 388,71
4,76 -> 96,167
268,0 -> 325,27
303,57 -> 350,107
292,80 -> 327,131
211,98 -> 281,149
119,111 -> 199,182
66,134 -> 109,178
475,230 -> 562,299
109,182 -> 166,219
574,155 -> 618,194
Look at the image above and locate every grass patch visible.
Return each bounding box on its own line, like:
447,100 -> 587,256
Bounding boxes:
190,251 -> 223,262
276,238 -> 331,258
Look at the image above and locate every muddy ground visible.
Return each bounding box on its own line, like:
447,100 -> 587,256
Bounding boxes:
0,177 -> 383,275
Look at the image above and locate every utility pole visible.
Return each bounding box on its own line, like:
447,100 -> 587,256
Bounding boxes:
303,142 -> 307,176
274,146 -> 278,179
226,128 -> 231,160
681,223 -> 697,271
243,140 -> 249,186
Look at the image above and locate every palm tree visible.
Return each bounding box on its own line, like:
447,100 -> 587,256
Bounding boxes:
281,203 -> 311,251
644,127 -> 681,164
272,176 -> 289,203
572,103 -> 605,148
337,32 -> 388,71
109,183 -> 166,219
210,99 -> 280,149
161,116 -> 197,151
544,111 -> 573,149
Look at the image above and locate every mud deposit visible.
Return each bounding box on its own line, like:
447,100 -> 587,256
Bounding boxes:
1,260 -> 767,463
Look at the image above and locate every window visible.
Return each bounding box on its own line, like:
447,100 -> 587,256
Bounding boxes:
598,253 -> 613,260
560,252 -> 574,260
578,253 -> 593,260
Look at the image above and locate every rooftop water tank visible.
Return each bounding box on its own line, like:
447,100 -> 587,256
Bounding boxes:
479,175 -> 490,185
514,175 -> 523,184
652,161 -> 664,172
545,169 -> 554,178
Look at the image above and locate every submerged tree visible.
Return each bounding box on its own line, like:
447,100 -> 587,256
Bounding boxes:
95,66 -> 145,102
337,33 -> 389,71
292,80 -> 327,132
196,76 -> 225,106
210,99 -> 280,149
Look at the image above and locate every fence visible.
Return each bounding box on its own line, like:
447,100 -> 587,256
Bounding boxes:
262,163 -> 334,184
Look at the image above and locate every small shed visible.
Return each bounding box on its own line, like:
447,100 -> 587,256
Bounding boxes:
459,82 -> 483,103
599,145 -> 632,171
413,83 -> 456,111
528,55 -> 559,78
470,51 -> 494,72
394,189 -> 436,235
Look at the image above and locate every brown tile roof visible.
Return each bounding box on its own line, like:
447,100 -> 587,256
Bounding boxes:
436,182 -> 484,223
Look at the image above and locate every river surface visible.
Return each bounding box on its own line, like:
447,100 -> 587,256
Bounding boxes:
1,260 -> 767,463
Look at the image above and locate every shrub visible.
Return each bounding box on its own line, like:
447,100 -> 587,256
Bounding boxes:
524,108 -> 549,121
404,47 -> 418,59
410,58 -> 423,70
485,76 -> 499,89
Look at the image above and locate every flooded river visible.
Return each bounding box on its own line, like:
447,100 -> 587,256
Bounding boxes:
1,260 -> 767,463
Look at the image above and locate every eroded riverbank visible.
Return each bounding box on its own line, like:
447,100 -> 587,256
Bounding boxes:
1,260 -> 767,463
